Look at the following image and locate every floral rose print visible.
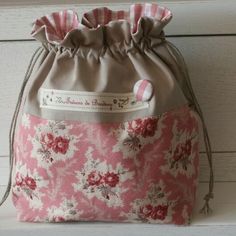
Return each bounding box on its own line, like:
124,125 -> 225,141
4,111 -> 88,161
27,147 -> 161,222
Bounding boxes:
161,119 -> 199,178
41,133 -> 54,149
140,204 -> 168,221
139,204 -> 153,218
30,120 -> 80,167
172,139 -> 192,169
112,116 -> 162,160
52,136 -> 70,154
185,140 -> 192,156
128,117 -> 158,137
14,105 -> 199,224
40,133 -> 70,155
123,134 -> 142,151
15,172 -> 24,187
87,171 -> 119,188
151,205 -> 168,220
125,181 -> 174,223
87,171 -> 103,186
103,172 -> 119,187
73,147 -> 134,207
128,119 -> 143,135
14,173 -> 37,199
52,216 -> 65,222
12,162 -> 49,210
24,176 -> 37,191
47,197 -> 83,222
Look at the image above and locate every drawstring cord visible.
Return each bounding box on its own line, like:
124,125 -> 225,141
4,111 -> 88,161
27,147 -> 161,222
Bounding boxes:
0,46 -> 44,206
165,40 -> 214,214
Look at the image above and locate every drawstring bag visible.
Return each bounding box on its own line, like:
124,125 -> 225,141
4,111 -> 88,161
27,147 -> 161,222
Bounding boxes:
0,3 -> 214,224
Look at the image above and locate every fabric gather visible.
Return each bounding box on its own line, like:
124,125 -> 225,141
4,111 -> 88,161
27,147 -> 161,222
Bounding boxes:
31,3 -> 172,48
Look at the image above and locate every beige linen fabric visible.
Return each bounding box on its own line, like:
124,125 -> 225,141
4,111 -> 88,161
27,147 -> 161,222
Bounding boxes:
24,18 -> 191,123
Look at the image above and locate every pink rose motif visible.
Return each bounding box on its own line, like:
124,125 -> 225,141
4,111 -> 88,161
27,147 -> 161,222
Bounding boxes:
140,204 -> 153,218
128,117 -> 158,138
141,118 -> 158,137
173,144 -> 183,162
87,171 -> 102,186
41,133 -> 54,149
103,172 -> 119,187
173,139 -> 192,162
53,216 -> 65,222
15,172 -> 24,187
52,136 -> 70,154
24,176 -> 37,190
128,119 -> 143,135
151,205 -> 168,220
185,139 -> 192,156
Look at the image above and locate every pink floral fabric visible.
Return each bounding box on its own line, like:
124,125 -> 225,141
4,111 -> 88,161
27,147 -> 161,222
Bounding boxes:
12,105 -> 200,224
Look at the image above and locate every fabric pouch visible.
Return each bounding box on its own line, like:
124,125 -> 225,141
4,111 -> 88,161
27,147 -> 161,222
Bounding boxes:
0,3 -> 213,225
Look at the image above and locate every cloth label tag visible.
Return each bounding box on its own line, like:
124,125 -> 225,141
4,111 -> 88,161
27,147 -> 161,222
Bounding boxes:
40,88 -> 149,113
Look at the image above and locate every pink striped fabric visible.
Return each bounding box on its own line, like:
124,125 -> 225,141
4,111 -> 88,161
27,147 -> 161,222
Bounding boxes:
82,7 -> 130,28
31,10 -> 81,44
136,80 -> 149,101
133,80 -> 154,102
82,3 -> 172,33
31,4 -> 172,44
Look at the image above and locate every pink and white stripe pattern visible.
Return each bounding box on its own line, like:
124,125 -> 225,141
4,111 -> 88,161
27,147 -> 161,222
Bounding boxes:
133,80 -> 154,102
82,7 -> 130,28
31,10 -> 81,44
129,3 -> 172,33
31,4 -> 172,44
82,3 -> 172,33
